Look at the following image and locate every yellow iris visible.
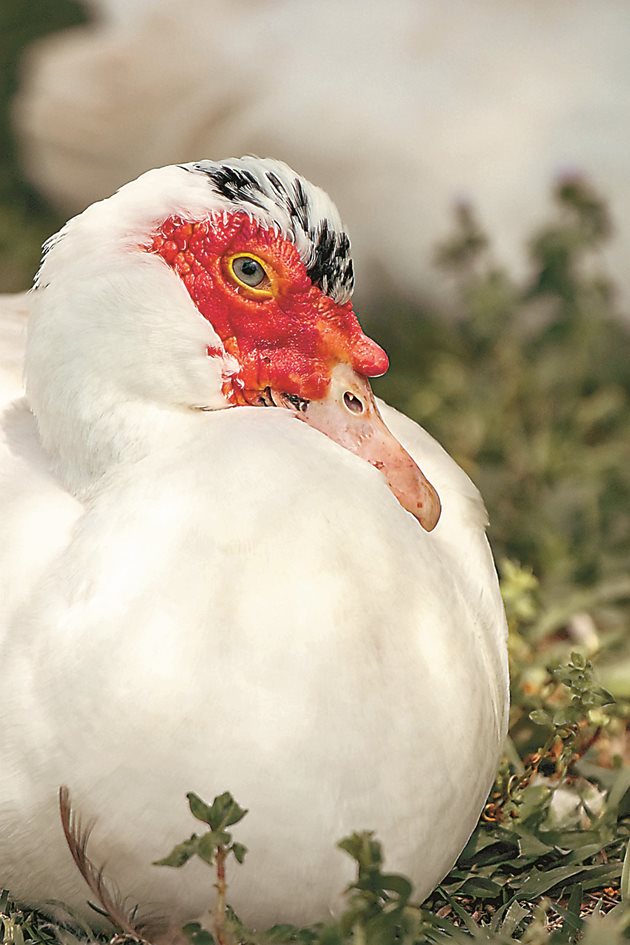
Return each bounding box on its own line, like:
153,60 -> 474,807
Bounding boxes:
227,253 -> 274,298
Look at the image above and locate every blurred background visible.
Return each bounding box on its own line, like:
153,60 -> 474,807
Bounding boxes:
1,1 -> 629,725
4,0 -> 630,310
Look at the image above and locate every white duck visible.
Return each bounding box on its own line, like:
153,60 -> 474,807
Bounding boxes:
0,158 -> 508,932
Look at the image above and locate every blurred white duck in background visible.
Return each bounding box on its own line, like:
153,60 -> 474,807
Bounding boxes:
0,157 -> 508,930
12,0 -> 630,310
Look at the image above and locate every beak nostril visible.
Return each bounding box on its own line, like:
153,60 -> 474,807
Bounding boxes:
343,391 -> 364,414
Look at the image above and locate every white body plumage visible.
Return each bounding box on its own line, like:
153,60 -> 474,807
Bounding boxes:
0,160 -> 508,929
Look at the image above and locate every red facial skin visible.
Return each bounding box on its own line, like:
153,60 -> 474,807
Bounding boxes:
147,213 -> 389,404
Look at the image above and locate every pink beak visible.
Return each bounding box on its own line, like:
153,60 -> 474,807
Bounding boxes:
277,365 -> 441,531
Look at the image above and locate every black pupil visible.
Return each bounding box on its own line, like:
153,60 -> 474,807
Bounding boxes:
234,256 -> 265,287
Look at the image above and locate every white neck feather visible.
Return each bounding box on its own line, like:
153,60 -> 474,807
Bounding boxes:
26,252 -> 231,496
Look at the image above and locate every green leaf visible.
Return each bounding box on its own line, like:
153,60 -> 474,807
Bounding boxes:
516,830 -> 555,857
182,922 -> 217,945
187,792 -> 216,825
435,888 -> 480,935
516,862 -> 592,898
529,708 -> 553,727
457,876 -> 504,899
363,910 -> 408,945
186,791 -> 248,830
338,831 -> 383,873
498,901 -> 531,936
552,893 -> 584,943
458,825 -> 516,862
517,783 -> 553,825
196,831 -> 230,865
571,651 -> 587,670
153,834 -> 199,868
212,791 -> 248,829
580,867 -> 624,893
376,873 -> 413,901
231,842 -> 248,864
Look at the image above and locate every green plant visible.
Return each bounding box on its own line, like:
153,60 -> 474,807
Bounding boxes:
155,792 -> 248,945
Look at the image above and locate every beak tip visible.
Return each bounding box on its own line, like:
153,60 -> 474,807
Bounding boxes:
414,491 -> 442,531
422,507 -> 441,531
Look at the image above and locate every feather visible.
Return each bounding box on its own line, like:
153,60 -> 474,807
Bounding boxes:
58,787 -> 164,943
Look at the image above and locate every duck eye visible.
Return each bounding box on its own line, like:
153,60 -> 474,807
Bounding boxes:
231,256 -> 268,288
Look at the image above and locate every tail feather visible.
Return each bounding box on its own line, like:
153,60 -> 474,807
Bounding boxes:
58,786 -> 166,943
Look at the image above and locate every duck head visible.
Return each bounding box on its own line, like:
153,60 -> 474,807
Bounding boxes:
27,158 -> 440,528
